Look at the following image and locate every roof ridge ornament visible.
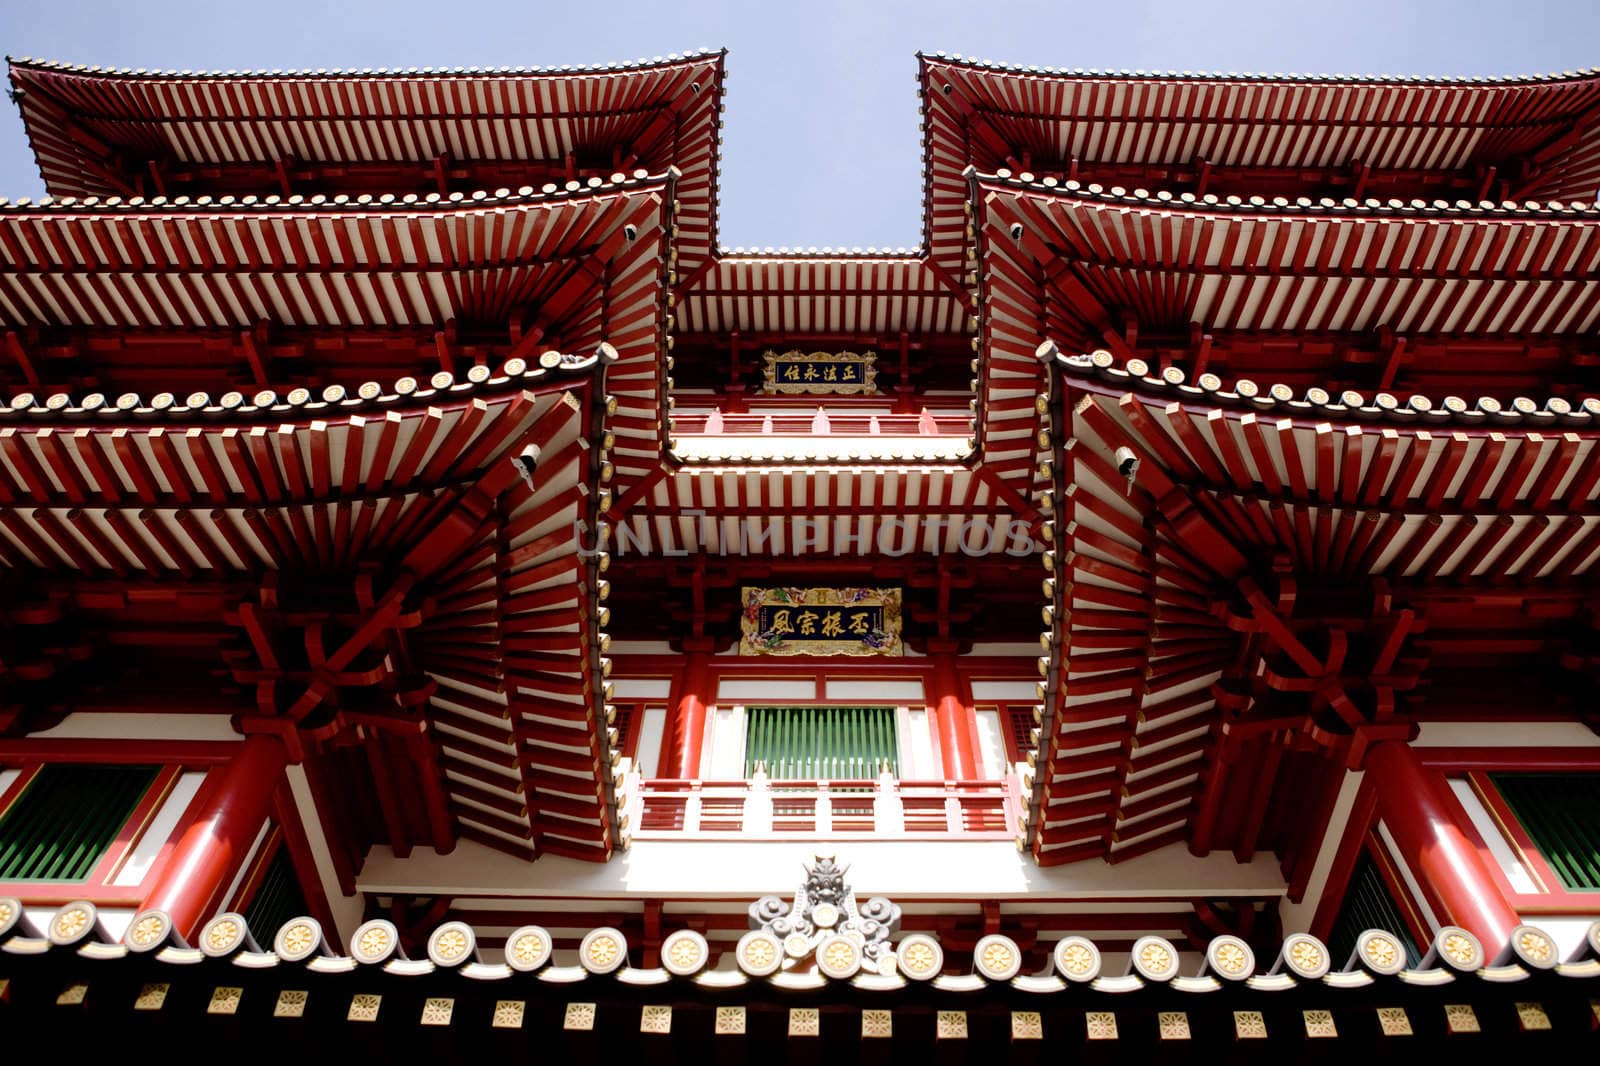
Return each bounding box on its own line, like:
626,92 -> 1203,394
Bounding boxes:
747,854 -> 902,972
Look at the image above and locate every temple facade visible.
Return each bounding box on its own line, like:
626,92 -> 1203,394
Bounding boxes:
0,49 -> 1599,1054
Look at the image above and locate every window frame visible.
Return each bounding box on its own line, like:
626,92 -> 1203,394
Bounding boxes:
1418,747 -> 1600,915
0,740 -> 237,905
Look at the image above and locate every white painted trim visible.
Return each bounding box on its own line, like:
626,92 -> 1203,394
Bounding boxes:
613,678 -> 672,698
973,708 -> 1006,780
717,679 -> 813,701
286,765 -> 364,944
112,770 -> 206,887
358,837 -> 1287,901
971,681 -> 1039,700
1413,721 -> 1600,748
635,707 -> 666,778
25,713 -> 241,741
1278,769 -> 1364,934
824,679 -> 925,701
1447,777 -> 1540,894
1375,818 -> 1441,933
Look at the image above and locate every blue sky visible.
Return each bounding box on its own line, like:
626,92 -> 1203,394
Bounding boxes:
4,0 -> 1599,247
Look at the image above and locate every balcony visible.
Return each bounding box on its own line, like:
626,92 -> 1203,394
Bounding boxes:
670,411 -> 973,436
617,767 -> 1026,841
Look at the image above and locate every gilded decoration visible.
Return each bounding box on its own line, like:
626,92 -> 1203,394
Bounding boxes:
1011,1011 -> 1043,1040
1284,933 -> 1330,979
420,998 -> 454,1027
715,1006 -> 746,1035
133,983 -> 168,1011
1085,1011 -> 1118,1040
1440,929 -> 1479,968
0,900 -> 12,930
493,1000 -> 525,1030
346,993 -> 381,1022
505,925 -> 551,971
747,854 -> 901,967
662,929 -> 708,976
1055,936 -> 1100,981
129,914 -> 166,948
640,1005 -> 673,1034
1443,1003 -> 1480,1034
430,924 -> 472,964
277,921 -> 318,961
51,907 -> 90,942
737,931 -> 782,976
1516,927 -> 1555,965
209,986 -> 244,1016
1376,1006 -> 1412,1036
1234,1011 -> 1268,1040
1362,932 -> 1403,974
564,1002 -> 597,1031
1132,936 -> 1179,981
739,587 -> 902,657
56,983 -> 88,1006
355,921 -> 394,963
861,1010 -> 893,1039
761,350 -> 878,396
789,1008 -> 821,1037
579,928 -> 627,974
274,990 -> 308,1018
1516,1002 -> 1552,1031
1303,1009 -> 1337,1038
1158,1011 -> 1191,1040
205,918 -> 240,954
974,934 -> 1022,980
936,1010 -> 968,1039
897,935 -> 942,979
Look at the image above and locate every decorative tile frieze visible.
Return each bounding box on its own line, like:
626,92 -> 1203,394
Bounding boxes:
641,1005 -> 672,1034
492,1000 -> 525,1030
1086,1011 -> 1118,1040
715,1006 -> 746,1035
564,1002 -> 597,1031
346,993 -> 380,1022
861,1009 -> 892,1038
274,990 -> 308,1019
1011,1011 -> 1042,1040
936,1010 -> 968,1039
789,1007 -> 820,1037
420,998 -> 454,1027
1516,1002 -> 1551,1031
55,983 -> 88,1006
1158,1011 -> 1191,1040
1303,1009 -> 1337,1038
208,986 -> 243,1015
1377,1006 -> 1412,1036
1234,1010 -> 1267,1040
1444,1003 -> 1479,1034
133,983 -> 168,1011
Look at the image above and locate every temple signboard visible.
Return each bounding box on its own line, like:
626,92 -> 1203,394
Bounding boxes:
739,587 -> 902,656
761,350 -> 878,395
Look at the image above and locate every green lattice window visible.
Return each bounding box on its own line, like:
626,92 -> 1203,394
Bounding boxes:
0,764 -> 158,882
243,845 -> 308,941
1328,851 -> 1422,969
743,707 -> 898,780
1491,773 -> 1600,891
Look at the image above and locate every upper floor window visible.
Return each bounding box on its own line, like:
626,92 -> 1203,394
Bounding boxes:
0,764 -> 158,882
1490,773 -> 1600,892
743,706 -> 899,780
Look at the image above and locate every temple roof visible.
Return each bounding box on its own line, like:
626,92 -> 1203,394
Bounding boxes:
921,54 -> 1600,275
0,174 -> 669,335
1027,347 -> 1600,867
6,52 -> 725,278
0,352 -> 622,863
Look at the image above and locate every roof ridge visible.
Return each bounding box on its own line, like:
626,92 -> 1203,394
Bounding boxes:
916,50 -> 1600,86
6,49 -> 727,80
973,167 -> 1600,218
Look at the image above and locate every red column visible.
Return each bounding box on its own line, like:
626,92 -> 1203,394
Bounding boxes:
927,641 -> 979,779
661,645 -> 712,779
143,734 -> 289,938
1364,741 -> 1519,951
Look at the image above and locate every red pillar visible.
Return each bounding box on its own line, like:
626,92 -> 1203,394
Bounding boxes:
661,645 -> 712,779
1364,741 -> 1519,951
143,734 -> 289,938
927,641 -> 979,780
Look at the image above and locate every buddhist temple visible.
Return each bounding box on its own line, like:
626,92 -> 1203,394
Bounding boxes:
0,48 -> 1598,1056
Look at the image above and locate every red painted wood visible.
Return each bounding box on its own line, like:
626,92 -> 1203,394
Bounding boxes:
1363,741 -> 1520,950
928,643 -> 979,780
661,648 -> 713,779
141,735 -> 289,939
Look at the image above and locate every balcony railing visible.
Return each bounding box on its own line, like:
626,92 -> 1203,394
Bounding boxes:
617,767 -> 1026,840
670,411 -> 972,436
